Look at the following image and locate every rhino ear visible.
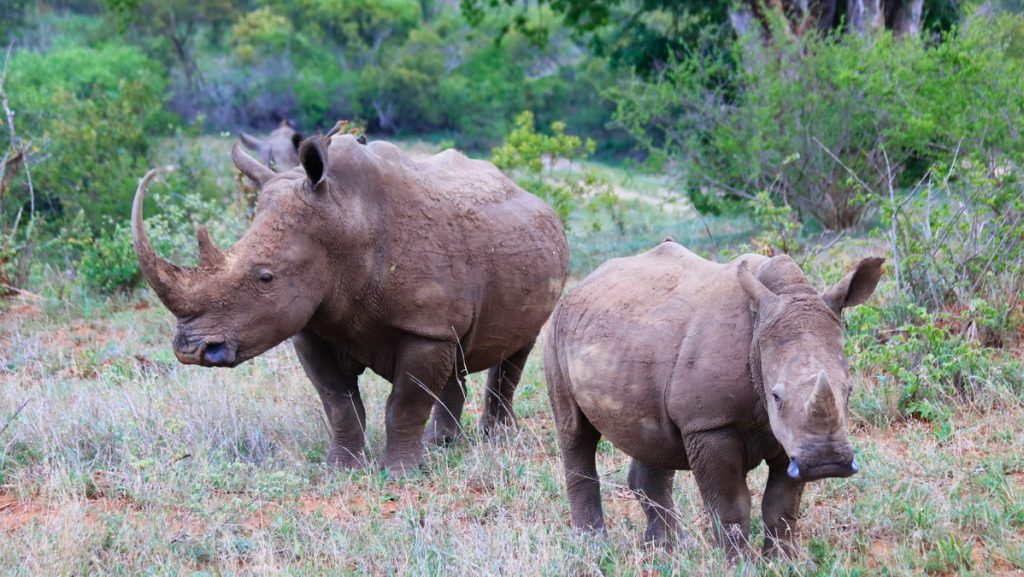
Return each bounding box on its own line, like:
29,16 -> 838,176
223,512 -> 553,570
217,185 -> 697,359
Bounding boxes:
299,138 -> 327,191
291,132 -> 304,151
239,132 -> 263,152
737,260 -> 778,312
822,257 -> 885,314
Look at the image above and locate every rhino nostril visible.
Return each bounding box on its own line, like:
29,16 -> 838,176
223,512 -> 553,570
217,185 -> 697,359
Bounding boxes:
202,341 -> 231,365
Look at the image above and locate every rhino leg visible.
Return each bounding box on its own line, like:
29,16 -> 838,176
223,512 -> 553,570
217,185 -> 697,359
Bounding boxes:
293,331 -> 368,469
423,372 -> 466,446
627,459 -> 686,547
547,359 -> 605,534
480,343 -> 533,437
685,430 -> 753,560
762,454 -> 805,560
380,338 -> 457,475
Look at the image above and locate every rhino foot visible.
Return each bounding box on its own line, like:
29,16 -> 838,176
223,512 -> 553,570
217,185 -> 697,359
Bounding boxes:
422,422 -> 462,447
327,447 -> 368,470
377,453 -> 426,479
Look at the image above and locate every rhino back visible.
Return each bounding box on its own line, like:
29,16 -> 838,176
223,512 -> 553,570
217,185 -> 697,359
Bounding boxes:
550,243 -> 766,469
328,137 -> 568,371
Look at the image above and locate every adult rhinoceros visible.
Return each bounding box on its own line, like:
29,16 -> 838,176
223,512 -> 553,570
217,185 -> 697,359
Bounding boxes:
132,134 -> 569,472
544,242 -> 882,558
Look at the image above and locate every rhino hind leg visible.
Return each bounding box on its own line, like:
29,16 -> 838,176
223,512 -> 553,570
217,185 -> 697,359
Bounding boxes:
546,355 -> 606,534
423,372 -> 466,446
761,455 -> 805,561
292,331 -> 368,469
627,459 -> 691,547
480,343 -> 534,437
684,430 -> 754,560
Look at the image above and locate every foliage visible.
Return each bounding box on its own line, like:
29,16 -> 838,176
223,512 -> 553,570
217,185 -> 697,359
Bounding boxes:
746,190 -> 800,256
613,15 -> 1024,229
79,221 -> 139,294
491,111 -> 614,227
881,158 -> 1024,316
847,301 -> 1024,430
5,44 -> 168,232
102,0 -> 238,88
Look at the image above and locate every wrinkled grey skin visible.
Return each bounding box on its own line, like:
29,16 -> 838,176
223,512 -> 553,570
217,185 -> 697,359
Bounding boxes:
239,122 -> 303,172
132,134 -> 569,474
544,242 -> 883,559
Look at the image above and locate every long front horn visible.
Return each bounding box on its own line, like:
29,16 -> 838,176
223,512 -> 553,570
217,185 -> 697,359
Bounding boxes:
232,142 -> 275,186
131,170 -> 191,315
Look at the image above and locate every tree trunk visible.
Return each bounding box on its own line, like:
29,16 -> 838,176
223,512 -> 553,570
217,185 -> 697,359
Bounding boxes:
887,0 -> 923,37
847,0 -> 885,33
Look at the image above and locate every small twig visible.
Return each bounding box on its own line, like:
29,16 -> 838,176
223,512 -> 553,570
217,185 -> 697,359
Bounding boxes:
0,399 -> 29,437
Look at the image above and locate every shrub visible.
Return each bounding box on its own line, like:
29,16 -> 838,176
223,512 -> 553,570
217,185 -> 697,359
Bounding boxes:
847,301 -> 1024,431
5,44 -> 169,232
491,111 -> 615,228
613,14 -> 1024,229
79,221 -> 139,294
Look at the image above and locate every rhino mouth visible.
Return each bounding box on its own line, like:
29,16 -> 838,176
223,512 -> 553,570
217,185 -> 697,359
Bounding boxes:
788,456 -> 859,481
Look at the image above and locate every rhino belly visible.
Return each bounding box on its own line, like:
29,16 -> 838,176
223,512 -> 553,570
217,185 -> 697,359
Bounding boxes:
566,342 -> 690,470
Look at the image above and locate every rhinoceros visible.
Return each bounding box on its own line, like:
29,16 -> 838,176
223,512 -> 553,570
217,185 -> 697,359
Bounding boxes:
544,242 -> 883,558
239,121 -> 304,172
131,134 -> 569,472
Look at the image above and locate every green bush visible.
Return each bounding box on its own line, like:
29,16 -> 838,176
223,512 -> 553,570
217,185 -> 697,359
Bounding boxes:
5,44 -> 169,232
849,303 -> 1023,429
79,222 -> 140,294
613,14 -> 1024,229
491,111 -> 615,227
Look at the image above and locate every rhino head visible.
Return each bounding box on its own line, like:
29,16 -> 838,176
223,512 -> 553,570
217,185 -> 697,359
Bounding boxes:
132,138 -> 370,367
239,121 -> 304,173
738,255 -> 884,482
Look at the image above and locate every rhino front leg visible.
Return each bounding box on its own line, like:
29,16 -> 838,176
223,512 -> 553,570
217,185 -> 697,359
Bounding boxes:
762,454 -> 805,560
423,373 -> 466,446
293,331 -> 368,469
381,338 -> 457,475
480,343 -> 533,437
685,430 -> 753,560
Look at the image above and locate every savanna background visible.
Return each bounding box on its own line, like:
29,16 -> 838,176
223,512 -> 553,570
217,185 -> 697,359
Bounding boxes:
1,0 -> 1023,574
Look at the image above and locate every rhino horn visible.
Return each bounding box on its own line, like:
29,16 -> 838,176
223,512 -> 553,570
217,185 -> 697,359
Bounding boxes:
737,260 -> 778,310
131,170 -> 192,315
196,225 -> 225,269
808,370 -> 839,418
232,142 -> 275,186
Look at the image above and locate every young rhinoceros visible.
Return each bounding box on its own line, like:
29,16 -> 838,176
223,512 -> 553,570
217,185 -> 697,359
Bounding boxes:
132,134 -> 569,472
544,242 -> 883,558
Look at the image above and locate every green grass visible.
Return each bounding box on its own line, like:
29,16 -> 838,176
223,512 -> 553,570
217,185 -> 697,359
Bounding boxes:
1,294 -> 1022,576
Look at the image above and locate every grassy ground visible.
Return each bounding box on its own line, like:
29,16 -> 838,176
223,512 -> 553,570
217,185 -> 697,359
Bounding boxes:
2,138 -> 1022,575
1,297 -> 1022,576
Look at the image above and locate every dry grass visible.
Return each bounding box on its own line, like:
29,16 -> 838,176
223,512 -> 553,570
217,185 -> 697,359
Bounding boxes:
1,292 -> 1023,575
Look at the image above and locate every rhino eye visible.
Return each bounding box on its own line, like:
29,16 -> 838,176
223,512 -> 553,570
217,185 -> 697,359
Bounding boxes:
258,271 -> 274,284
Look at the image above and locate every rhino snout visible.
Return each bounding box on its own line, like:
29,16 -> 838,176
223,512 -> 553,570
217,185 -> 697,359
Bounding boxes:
173,332 -> 238,367
788,443 -> 858,481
